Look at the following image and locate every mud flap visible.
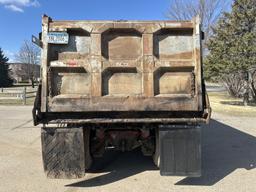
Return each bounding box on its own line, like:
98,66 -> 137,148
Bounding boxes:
159,125 -> 201,177
41,127 -> 87,179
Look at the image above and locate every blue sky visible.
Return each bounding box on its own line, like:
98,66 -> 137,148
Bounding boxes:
0,0 -> 171,61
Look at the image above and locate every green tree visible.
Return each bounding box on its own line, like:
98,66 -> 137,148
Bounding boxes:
205,0 -> 256,104
0,48 -> 13,87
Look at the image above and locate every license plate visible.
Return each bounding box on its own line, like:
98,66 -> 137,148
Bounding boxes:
47,32 -> 69,44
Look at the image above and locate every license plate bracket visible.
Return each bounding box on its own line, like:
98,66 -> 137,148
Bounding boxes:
47,32 -> 69,44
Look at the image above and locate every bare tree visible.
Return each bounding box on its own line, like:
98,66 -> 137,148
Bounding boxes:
221,72 -> 245,98
166,0 -> 231,44
15,40 -> 40,87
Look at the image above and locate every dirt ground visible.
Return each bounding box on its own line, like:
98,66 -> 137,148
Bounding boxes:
0,106 -> 255,192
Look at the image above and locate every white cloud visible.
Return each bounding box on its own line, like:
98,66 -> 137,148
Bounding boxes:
0,0 -> 40,12
5,4 -> 23,12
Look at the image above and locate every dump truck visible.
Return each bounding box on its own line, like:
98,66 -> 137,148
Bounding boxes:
32,15 -> 211,179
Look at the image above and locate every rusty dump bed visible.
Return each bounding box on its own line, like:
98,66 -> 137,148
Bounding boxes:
33,15 -> 210,125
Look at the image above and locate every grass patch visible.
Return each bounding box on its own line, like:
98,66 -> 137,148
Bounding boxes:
0,97 -> 35,105
0,86 -> 37,105
208,91 -> 256,116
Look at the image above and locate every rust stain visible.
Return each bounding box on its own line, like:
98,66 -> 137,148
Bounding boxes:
159,51 -> 193,60
40,15 -> 206,115
66,60 -> 78,66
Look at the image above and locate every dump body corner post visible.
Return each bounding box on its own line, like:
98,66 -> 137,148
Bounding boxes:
193,15 -> 203,111
40,15 -> 50,112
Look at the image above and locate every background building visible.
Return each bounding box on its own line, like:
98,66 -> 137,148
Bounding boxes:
8,63 -> 40,83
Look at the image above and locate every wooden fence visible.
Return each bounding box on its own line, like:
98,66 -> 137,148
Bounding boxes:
0,87 -> 37,105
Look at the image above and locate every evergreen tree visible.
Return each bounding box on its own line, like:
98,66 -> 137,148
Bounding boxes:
0,48 -> 13,87
204,0 -> 256,102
